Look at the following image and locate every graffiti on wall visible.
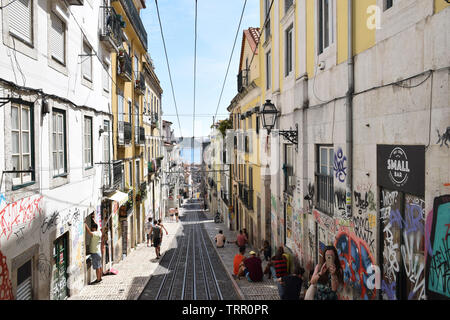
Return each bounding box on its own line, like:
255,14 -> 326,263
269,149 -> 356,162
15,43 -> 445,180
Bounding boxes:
334,188 -> 347,219
305,183 -> 314,213
334,147 -> 347,183
425,195 -> 450,299
0,250 -> 13,300
335,229 -> 377,300
436,126 -> 450,148
380,190 -> 426,300
0,195 -> 44,241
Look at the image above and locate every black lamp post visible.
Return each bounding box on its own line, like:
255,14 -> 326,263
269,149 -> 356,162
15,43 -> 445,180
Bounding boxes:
260,100 -> 278,134
259,99 -> 298,150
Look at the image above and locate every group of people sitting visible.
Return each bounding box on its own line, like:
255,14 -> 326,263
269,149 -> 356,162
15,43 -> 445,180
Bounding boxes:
214,228 -> 344,300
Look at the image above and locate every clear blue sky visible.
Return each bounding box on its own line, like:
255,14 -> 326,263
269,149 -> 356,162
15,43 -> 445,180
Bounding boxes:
141,0 -> 260,139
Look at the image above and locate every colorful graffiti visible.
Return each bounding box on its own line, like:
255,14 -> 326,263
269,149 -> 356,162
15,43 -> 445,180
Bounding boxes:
0,250 -> 13,300
0,195 -> 44,241
334,147 -> 347,183
335,229 -> 377,300
426,195 -> 450,299
380,190 -> 426,300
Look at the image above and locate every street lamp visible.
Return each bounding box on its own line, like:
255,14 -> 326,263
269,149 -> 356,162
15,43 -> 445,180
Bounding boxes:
260,100 -> 278,134
259,99 -> 298,151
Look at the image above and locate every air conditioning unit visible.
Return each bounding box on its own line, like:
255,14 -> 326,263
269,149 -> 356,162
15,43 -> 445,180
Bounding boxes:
66,0 -> 84,5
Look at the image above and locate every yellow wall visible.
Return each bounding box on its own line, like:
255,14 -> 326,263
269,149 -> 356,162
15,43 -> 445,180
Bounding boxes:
435,0 -> 450,13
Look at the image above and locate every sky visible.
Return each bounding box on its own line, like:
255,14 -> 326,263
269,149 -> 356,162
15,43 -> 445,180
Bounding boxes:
141,0 -> 260,140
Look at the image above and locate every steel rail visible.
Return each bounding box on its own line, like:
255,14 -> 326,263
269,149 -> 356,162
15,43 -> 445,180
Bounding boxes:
198,213 -> 224,300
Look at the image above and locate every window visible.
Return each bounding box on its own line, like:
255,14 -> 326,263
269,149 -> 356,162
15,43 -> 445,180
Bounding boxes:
385,0 -> 394,10
128,161 -> 132,188
266,51 -> 271,90
128,100 -> 132,123
284,144 -> 294,194
83,116 -> 93,168
9,0 -> 33,45
318,0 -> 334,54
50,12 -> 65,65
82,41 -> 93,81
135,160 -> 140,186
102,60 -> 110,93
264,0 -> 271,40
103,120 -> 110,186
285,0 -> 293,14
134,52 -> 139,80
11,102 -> 34,187
118,91 -> 124,122
135,103 -> 139,143
256,115 -> 260,134
285,25 -> 293,76
315,145 -> 334,215
52,109 -> 66,176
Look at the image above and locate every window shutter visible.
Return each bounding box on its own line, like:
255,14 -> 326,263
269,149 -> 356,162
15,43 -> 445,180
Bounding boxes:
50,13 -> 65,64
9,0 -> 33,44
82,42 -> 92,80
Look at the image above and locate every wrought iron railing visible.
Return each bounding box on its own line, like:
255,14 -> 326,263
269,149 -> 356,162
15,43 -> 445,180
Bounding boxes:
139,126 -> 145,145
100,6 -> 124,50
102,161 -> 123,193
116,0 -> 148,50
135,72 -> 145,94
117,50 -> 132,81
123,121 -> 132,144
315,173 -> 334,216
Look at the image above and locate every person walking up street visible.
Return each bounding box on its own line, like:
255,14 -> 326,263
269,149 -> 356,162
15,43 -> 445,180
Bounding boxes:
150,219 -> 162,259
260,240 -> 271,262
158,219 -> 169,246
85,222 -> 103,284
175,207 -> 179,222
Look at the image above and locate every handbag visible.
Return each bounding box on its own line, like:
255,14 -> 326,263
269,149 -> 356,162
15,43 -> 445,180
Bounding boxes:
304,283 -> 316,300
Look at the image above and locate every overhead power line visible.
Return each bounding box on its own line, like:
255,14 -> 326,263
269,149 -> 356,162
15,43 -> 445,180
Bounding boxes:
155,0 -> 183,138
212,0 -> 247,125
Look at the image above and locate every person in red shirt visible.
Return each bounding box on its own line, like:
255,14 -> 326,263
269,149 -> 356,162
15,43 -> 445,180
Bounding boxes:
233,246 -> 246,278
228,230 -> 248,248
243,251 -> 263,282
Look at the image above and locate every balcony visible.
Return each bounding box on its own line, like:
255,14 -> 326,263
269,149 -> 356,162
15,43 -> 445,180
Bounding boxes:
100,6 -> 124,52
117,121 -> 132,145
135,72 -> 145,95
151,113 -> 159,129
102,161 -> 123,194
138,126 -> 145,145
136,181 -> 147,202
115,0 -> 148,50
117,50 -> 132,81
237,69 -> 248,93
66,0 -> 84,5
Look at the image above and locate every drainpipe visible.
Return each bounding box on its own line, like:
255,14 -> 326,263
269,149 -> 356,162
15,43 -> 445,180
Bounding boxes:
346,0 -> 354,217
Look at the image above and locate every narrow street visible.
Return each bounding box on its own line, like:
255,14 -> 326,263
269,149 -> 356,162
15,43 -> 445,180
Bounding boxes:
68,198 -> 279,300
139,200 -> 239,300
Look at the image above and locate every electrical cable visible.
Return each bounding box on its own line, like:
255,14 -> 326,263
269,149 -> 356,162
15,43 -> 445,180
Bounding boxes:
212,0 -> 247,125
154,0 -> 183,138
192,0 -> 198,166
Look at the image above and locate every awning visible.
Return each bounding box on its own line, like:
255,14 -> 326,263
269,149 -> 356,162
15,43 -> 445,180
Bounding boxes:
107,191 -> 129,207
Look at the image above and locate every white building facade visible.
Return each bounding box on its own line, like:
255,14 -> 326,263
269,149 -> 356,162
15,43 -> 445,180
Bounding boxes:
0,0 -> 114,299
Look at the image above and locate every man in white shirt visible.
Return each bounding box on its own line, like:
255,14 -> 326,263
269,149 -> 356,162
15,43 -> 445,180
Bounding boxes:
85,222 -> 103,284
214,230 -> 226,248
